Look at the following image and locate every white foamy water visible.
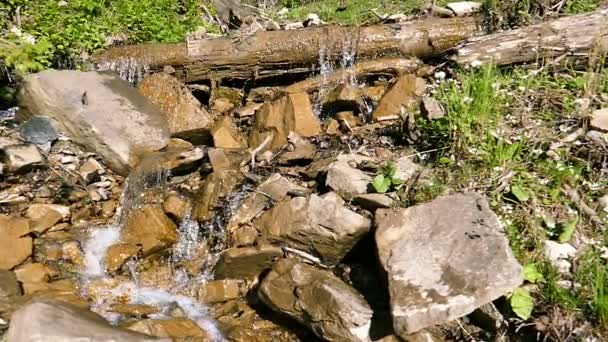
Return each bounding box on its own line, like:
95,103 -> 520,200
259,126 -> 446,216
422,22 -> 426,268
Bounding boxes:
82,224 -> 121,277
94,57 -> 148,84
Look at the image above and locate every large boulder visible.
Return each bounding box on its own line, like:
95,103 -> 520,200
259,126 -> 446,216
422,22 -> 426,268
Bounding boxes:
0,215 -> 33,270
6,298 -> 165,341
255,194 -> 371,264
18,70 -> 170,175
137,73 -> 213,144
258,259 -> 373,342
372,74 -> 426,122
214,244 -> 283,280
121,206 -> 178,256
375,193 -> 523,336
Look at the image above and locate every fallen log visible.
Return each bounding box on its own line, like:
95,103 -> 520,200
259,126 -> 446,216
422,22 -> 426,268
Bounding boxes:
453,8 -> 608,67
93,17 -> 482,83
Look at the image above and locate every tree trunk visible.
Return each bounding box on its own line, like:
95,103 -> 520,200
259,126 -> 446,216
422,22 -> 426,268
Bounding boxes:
92,16 -> 482,84
453,8 -> 608,67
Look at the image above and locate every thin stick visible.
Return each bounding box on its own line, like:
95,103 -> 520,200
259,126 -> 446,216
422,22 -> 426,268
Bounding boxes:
250,135 -> 272,168
562,184 -> 605,230
282,246 -> 329,268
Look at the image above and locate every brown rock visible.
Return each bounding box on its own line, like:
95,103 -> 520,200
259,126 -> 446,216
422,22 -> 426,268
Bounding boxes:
323,83 -> 366,112
421,96 -> 444,120
25,204 -> 71,234
79,157 -> 105,184
0,270 -> 22,316
208,148 -> 249,171
336,111 -> 362,128
0,215 -> 33,270
192,170 -> 242,221
235,102 -> 262,117
211,116 -> 247,148
591,108 -> 608,132
137,73 -> 213,144
214,244 -> 283,279
278,132 -> 316,164
362,85 -> 387,102
61,241 -> 85,267
126,318 -> 209,340
198,279 -> 241,303
101,200 -> 117,218
105,243 -> 140,273
1,144 -> 46,173
14,263 -> 56,284
122,206 -> 178,256
249,92 -> 322,151
162,192 -> 190,221
326,118 -> 341,135
212,97 -> 236,114
110,303 -> 160,317
158,146 -> 205,175
372,75 -> 426,121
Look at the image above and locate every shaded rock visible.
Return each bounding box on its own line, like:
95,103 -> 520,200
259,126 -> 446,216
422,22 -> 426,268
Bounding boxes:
18,70 -> 170,176
122,206 -> 178,256
208,148 -> 248,171
0,215 -> 33,270
446,1 -> 482,16
278,132 -> 316,164
249,92 -> 322,151
336,111 -> 362,128
323,83 -> 365,113
211,116 -> 247,148
586,130 -> 607,149
0,144 -> 45,173
158,146 -> 205,175
0,270 -> 21,316
353,193 -> 395,210
192,170 -> 242,221
234,102 -> 262,117
105,243 -> 140,274
259,259 -> 373,342
214,244 -> 283,279
591,108 -> 608,132
162,192 -> 190,221
25,204 -> 70,234
79,158 -> 105,184
372,75 -> 426,121
375,193 -> 523,336
19,116 -> 59,147
137,73 -> 212,144
421,96 -> 444,120
125,318 -> 208,340
255,194 -> 372,264
469,303 -> 505,332
7,298 -> 162,342
198,279 -> 241,303
326,158 -> 372,200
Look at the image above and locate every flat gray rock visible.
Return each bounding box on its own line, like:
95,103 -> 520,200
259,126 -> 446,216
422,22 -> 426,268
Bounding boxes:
375,193 -> 522,336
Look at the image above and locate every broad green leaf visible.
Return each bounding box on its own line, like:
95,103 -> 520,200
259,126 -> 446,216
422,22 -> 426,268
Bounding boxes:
372,175 -> 391,193
523,264 -> 543,283
510,288 -> 534,320
559,216 -> 578,243
511,184 -> 530,202
391,178 -> 404,186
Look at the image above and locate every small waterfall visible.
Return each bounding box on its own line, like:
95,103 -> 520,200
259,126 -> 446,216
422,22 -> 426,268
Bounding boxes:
312,46 -> 335,116
94,57 -> 148,84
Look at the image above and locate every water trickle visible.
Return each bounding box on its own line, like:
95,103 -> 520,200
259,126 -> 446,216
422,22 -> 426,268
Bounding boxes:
94,57 -> 148,84
172,209 -> 200,263
0,107 -> 17,122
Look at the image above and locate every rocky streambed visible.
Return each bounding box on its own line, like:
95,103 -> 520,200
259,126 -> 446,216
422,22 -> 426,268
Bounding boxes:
0,49 -> 526,342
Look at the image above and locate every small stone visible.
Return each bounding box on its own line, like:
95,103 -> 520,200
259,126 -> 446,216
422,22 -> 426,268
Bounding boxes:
61,241 -> 85,267
469,303 -> 505,332
323,84 -> 365,113
265,20 -> 281,31
372,75 -> 426,122
159,147 -> 205,175
125,318 -> 210,340
110,303 -> 159,317
19,116 -> 60,146
1,144 -> 46,173
198,279 -> 241,303
214,245 -> 283,280
212,98 -> 235,114
362,85 -> 387,102
353,193 -> 394,210
446,1 -> 482,16
0,215 -> 33,270
79,158 -> 104,184
284,22 -> 304,30
122,206 -> 178,256
71,206 -> 92,223
14,263 -> 56,284
208,148 -> 248,171
234,102 -> 262,118
163,192 -> 190,221
598,193 -> 608,213
590,108 -> 608,132
278,132 -> 316,164
326,157 -> 372,200
25,204 -> 71,234
326,118 -> 340,135
543,240 -> 576,274
394,156 -> 421,182
304,13 -> 325,26
421,96 -> 445,120
277,7 -> 289,15
586,130 -> 607,149
231,225 -> 258,247
211,116 -> 247,148
60,155 -> 79,164
105,243 -> 140,274
101,200 -> 117,218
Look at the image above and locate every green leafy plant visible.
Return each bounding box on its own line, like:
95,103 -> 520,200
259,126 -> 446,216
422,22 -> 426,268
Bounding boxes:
509,287 -> 534,320
510,183 -> 531,202
558,217 -> 578,243
523,263 -> 544,284
371,162 -> 403,193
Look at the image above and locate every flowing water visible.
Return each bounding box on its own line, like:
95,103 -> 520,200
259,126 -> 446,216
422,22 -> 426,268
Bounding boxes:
94,57 -> 149,84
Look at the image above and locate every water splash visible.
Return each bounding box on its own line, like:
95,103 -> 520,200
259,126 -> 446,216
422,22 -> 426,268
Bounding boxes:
0,107 -> 17,122
172,209 -> 201,262
94,57 -> 148,85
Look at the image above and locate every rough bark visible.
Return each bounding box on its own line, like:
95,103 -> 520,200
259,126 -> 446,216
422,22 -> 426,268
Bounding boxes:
93,17 -> 482,83
454,8 -> 608,67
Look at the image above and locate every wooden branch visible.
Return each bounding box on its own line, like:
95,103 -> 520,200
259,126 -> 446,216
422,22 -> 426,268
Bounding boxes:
92,17 -> 482,83
453,8 -> 608,67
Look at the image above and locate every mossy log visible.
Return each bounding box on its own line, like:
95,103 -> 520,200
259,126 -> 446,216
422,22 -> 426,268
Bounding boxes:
92,16 -> 482,83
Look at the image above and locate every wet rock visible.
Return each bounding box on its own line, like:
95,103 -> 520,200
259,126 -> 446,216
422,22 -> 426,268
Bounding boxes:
61,241 -> 85,267
446,1 -> 482,16
0,215 -> 33,270
543,240 -> 576,274
163,192 -> 190,221
278,132 -> 316,164
126,318 -> 210,340
249,92 -> 322,151
372,75 -> 426,121
214,244 -> 283,279
25,204 -> 70,234
159,146 -> 205,176
137,73 -> 212,144
18,279 -> 87,309
122,206 -> 178,256
208,148 -> 248,171
1,144 -> 46,173
19,116 -> 60,147
259,259 -> 373,342
79,157 -> 105,184
421,96 -> 444,120
255,194 -> 372,264
18,70 -> 170,176
211,116 -> 247,148
192,170 -> 242,221
324,83 -> 366,113
198,279 -> 241,303
326,158 -> 372,200
14,263 -> 56,284
353,193 -> 395,210
0,270 -> 21,315
590,108 -> 608,132
7,298 -> 161,342
375,193 -> 523,336
105,243 -> 140,274
110,303 -> 160,317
